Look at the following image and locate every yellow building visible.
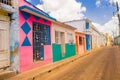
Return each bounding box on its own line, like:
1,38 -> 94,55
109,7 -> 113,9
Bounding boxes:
106,33 -> 112,46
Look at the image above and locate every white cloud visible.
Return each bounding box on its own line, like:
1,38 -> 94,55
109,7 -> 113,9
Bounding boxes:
109,0 -> 120,4
96,0 -> 101,7
92,16 -> 119,36
36,0 -> 86,22
109,0 -> 120,9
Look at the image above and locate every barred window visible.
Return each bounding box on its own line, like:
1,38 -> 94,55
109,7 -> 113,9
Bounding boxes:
33,22 -> 50,61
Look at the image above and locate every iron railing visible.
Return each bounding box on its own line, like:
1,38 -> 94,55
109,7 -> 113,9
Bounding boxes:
0,0 -> 12,6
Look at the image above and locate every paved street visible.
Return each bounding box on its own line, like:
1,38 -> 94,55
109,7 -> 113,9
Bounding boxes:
33,47 -> 120,80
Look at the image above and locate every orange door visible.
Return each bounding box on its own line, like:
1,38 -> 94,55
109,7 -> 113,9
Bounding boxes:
76,36 -> 79,54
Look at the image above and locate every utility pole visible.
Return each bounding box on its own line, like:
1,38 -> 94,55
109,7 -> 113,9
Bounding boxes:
116,2 -> 120,34
116,1 -> 120,46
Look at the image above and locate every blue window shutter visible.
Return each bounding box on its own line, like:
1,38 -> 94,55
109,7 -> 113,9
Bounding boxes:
86,22 -> 89,29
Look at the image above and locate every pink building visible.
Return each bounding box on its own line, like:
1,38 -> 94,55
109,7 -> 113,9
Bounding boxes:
19,0 -> 55,72
75,32 -> 86,54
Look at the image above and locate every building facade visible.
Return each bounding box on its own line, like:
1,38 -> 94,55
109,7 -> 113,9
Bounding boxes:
52,21 -> 76,62
91,25 -> 106,49
0,0 -> 77,73
0,0 -> 19,72
106,33 -> 112,46
19,0 -> 57,72
65,19 -> 92,51
75,32 -> 86,54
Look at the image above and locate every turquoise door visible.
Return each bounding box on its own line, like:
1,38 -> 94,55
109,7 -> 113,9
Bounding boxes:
86,35 -> 91,51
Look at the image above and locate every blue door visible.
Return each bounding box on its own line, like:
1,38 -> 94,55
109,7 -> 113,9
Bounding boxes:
86,35 -> 91,51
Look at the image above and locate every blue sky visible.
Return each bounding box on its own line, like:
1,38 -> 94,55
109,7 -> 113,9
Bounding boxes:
26,0 -> 116,25
26,0 -> 120,35
76,0 -> 116,25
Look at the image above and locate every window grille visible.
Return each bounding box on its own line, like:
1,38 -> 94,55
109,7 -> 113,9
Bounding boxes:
33,22 -> 50,61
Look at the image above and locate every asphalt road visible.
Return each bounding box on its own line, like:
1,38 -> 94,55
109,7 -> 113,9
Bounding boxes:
33,46 -> 120,80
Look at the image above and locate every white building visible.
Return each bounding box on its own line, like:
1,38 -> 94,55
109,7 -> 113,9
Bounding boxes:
65,18 -> 106,50
91,25 -> 106,49
65,19 -> 92,51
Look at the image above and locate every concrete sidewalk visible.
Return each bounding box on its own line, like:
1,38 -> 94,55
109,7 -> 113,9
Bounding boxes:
5,47 -> 102,80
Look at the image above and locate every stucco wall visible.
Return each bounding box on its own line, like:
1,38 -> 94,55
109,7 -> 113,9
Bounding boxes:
19,11 -> 52,72
52,23 -> 75,43
66,20 -> 85,32
19,0 -> 53,73
91,27 -> 106,49
10,11 -> 19,72
0,1 -> 19,72
75,32 -> 86,54
52,22 -> 76,62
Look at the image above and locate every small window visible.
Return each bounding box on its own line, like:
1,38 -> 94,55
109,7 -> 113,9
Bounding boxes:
79,36 -> 82,45
55,31 -> 61,44
55,31 -> 59,44
67,33 -> 73,44
55,31 -> 65,56
86,22 -> 89,29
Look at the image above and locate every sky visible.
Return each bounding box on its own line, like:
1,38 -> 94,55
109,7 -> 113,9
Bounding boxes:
26,0 -> 120,36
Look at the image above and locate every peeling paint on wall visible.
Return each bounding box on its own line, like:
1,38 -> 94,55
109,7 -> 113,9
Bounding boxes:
0,2 -> 19,72
10,11 -> 19,72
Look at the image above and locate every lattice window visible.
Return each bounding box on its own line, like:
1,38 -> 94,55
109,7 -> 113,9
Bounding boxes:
55,31 -> 61,44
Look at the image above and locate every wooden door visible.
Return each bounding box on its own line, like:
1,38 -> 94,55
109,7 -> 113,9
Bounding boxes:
0,20 -> 10,68
76,36 -> 79,54
61,32 -> 65,56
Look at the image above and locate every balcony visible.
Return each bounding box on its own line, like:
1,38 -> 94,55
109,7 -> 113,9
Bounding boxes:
0,0 -> 12,6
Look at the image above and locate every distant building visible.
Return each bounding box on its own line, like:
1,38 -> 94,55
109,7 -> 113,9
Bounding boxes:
91,25 -> 106,49
65,19 -> 92,51
106,33 -> 112,46
65,18 -> 106,51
